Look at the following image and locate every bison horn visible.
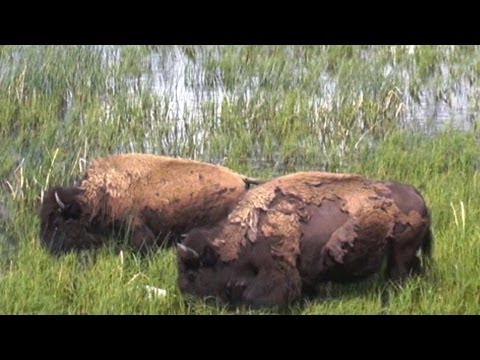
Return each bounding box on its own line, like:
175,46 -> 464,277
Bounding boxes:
54,191 -> 66,209
176,243 -> 199,260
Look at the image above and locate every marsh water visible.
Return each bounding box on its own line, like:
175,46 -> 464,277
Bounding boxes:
1,45 -> 479,215
2,46 -> 479,159
143,46 -> 479,133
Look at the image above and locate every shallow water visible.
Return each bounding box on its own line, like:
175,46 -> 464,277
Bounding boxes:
140,46 -> 479,133
1,45 -> 479,172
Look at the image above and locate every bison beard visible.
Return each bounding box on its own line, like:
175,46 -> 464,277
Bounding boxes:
177,172 -> 433,308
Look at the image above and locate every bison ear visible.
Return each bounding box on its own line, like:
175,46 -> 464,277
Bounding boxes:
177,243 -> 200,268
202,245 -> 219,267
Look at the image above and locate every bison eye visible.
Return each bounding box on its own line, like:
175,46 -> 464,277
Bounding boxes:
201,246 -> 219,267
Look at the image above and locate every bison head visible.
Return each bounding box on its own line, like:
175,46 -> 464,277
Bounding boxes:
40,186 -> 103,254
177,226 -> 260,306
176,227 -> 231,303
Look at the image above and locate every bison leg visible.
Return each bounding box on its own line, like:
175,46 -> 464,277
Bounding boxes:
386,243 -> 422,282
386,222 -> 429,281
382,246 -> 421,309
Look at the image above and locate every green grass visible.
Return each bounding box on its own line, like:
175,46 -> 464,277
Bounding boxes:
1,45 -> 480,314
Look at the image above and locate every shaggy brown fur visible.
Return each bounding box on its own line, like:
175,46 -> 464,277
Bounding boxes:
177,171 -> 432,308
40,154 -> 261,255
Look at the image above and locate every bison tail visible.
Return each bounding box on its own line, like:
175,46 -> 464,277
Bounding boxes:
243,177 -> 265,188
420,226 -> 434,270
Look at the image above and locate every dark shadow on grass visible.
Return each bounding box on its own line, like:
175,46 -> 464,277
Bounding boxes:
177,267 -> 438,315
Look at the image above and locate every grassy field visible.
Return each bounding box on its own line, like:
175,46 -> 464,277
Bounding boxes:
0,45 -> 479,314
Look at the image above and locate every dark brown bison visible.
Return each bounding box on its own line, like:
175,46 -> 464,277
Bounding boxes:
177,171 -> 433,308
40,154 -> 261,255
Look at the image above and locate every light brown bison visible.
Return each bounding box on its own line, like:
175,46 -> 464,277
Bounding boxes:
40,154 -> 261,255
177,171 -> 433,308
